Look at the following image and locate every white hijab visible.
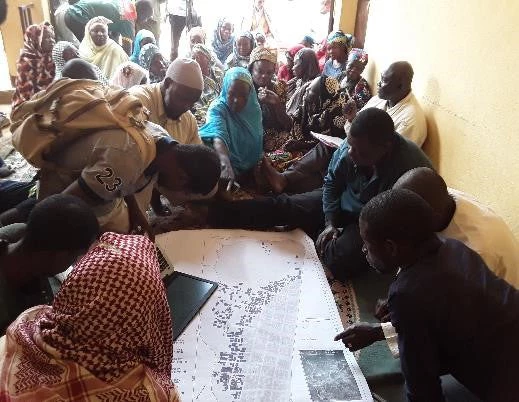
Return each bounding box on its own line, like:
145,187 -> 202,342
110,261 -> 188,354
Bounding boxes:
79,17 -> 129,79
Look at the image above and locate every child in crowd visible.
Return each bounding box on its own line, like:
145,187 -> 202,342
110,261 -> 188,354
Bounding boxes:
225,31 -> 255,69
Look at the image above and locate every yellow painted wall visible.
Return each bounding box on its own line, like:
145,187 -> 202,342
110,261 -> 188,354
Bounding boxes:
0,0 -> 49,78
339,0 -> 357,34
360,0 -> 519,236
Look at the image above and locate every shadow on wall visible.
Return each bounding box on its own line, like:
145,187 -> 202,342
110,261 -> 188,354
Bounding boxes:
364,62 -> 378,96
421,77 -> 441,169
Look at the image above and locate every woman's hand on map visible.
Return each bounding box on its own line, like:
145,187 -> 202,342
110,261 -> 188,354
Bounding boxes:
213,138 -> 236,192
219,160 -> 236,192
334,323 -> 385,351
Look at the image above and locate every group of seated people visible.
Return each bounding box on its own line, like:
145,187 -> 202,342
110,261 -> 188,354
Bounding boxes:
12,8 -> 166,107
1,9 -> 519,402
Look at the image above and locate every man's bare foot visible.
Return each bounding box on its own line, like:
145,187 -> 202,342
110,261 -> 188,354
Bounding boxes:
261,156 -> 287,194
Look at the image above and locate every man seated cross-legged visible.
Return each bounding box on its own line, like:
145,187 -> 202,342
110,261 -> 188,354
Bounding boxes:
208,108 -> 432,281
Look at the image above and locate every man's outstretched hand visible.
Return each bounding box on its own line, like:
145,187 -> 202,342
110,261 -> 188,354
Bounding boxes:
334,322 -> 385,351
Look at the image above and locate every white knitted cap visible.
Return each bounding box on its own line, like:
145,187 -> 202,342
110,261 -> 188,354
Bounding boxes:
165,58 -> 204,91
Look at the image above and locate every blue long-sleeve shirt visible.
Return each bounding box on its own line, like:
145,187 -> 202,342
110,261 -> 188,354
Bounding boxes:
322,134 -> 432,224
389,238 -> 519,401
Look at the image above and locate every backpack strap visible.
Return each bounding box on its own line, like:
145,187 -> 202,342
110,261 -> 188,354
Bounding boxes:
105,87 -> 157,167
11,79 -> 157,170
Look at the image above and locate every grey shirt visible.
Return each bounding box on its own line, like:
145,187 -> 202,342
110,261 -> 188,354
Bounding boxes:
38,128 -> 154,217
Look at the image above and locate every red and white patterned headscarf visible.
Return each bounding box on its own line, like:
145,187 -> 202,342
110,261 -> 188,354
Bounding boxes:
0,233 -> 179,401
12,22 -> 55,107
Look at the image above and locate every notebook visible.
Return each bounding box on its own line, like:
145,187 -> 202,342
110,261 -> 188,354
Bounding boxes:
156,246 -> 218,340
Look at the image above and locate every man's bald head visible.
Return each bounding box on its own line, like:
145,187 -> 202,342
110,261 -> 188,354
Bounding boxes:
377,61 -> 414,104
61,59 -> 98,80
394,167 -> 454,231
389,61 -> 414,87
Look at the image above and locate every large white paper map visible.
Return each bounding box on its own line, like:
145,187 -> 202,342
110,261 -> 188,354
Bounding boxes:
156,229 -> 372,402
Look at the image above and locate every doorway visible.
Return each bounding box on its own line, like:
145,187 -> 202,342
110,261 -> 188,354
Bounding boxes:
157,0 -> 333,57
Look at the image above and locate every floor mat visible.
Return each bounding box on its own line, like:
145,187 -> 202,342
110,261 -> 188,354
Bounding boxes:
0,130 -> 13,159
2,148 -> 37,182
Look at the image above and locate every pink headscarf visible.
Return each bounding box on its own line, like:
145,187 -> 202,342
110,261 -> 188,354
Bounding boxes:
287,44 -> 305,59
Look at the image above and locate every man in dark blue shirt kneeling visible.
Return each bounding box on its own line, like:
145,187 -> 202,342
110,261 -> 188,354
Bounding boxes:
336,188 -> 519,401
207,108 -> 432,281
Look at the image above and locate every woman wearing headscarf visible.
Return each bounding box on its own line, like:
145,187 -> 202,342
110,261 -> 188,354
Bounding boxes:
322,30 -> 352,79
52,40 -> 108,84
78,16 -> 129,79
12,22 -> 55,107
263,49 -> 321,172
199,67 -> 262,189
187,26 -> 224,71
316,37 -> 328,72
188,25 -> 206,48
247,47 -> 291,153
277,44 -> 304,82
211,17 -> 234,65
286,47 -> 320,112
287,75 -> 347,151
138,43 -> 169,83
130,29 -> 156,63
191,43 -> 224,126
52,40 -> 79,80
300,35 -> 315,48
111,61 -> 149,88
0,232 -> 180,401
225,31 -> 255,69
339,48 -> 372,110
261,75 -> 349,193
